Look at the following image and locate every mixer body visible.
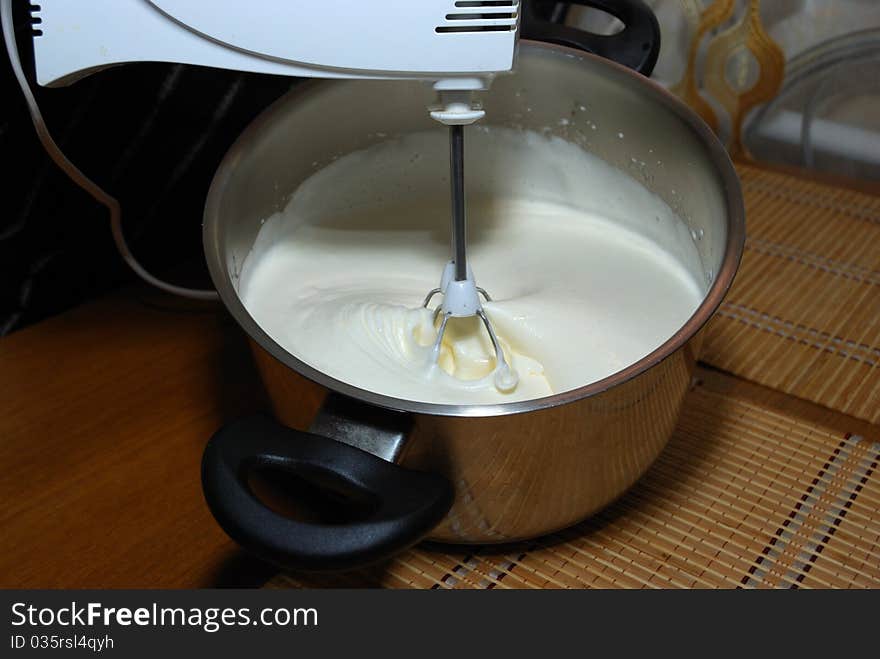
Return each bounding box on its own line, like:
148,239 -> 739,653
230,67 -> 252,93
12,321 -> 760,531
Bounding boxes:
31,0 -> 518,88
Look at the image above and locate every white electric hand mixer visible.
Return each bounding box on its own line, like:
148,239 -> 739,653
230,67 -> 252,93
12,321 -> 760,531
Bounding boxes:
14,0 -> 521,390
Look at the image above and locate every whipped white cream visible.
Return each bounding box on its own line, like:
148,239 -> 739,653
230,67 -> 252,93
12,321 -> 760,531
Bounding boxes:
239,127 -> 706,405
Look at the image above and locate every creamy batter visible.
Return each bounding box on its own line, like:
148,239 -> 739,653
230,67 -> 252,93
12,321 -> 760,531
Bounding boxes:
239,127 -> 707,405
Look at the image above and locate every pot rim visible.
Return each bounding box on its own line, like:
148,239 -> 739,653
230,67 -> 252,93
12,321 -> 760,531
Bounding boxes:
203,40 -> 746,419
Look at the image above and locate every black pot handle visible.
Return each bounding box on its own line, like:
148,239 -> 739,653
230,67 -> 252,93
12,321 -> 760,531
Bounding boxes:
201,414 -> 453,572
522,0 -> 661,76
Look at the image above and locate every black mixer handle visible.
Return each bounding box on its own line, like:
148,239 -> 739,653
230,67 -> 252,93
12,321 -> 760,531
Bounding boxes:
201,414 -> 452,572
522,0 -> 661,77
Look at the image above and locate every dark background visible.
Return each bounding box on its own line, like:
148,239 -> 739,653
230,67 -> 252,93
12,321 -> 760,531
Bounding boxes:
1,3 -> 300,335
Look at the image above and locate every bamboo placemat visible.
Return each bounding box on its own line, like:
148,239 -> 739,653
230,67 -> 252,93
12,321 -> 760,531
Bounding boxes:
702,165 -> 880,424
266,165 -> 880,589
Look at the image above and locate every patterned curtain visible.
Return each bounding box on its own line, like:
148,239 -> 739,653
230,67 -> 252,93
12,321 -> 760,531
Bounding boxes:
569,0 -> 880,177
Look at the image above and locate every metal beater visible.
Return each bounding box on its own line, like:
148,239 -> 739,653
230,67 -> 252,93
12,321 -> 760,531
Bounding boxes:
422,125 -> 518,392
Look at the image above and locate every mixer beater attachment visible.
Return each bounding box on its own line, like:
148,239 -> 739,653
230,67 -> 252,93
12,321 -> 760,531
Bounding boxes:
423,125 -> 518,392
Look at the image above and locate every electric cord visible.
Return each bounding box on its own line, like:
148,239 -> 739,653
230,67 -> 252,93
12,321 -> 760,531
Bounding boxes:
1,0 -> 219,301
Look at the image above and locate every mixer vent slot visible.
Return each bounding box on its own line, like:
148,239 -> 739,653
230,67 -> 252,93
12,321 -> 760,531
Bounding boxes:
436,0 -> 519,33
30,3 -> 42,36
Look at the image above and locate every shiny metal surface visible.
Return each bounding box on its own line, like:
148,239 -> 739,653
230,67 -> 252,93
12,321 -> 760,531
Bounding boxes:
309,394 -> 410,464
449,124 -> 468,283
252,337 -> 699,543
204,41 -> 745,542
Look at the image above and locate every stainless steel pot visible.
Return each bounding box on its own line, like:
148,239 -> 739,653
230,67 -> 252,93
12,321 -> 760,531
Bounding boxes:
201,36 -> 744,571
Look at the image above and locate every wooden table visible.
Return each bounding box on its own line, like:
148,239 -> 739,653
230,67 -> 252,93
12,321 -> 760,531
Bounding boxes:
0,290 -> 278,588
